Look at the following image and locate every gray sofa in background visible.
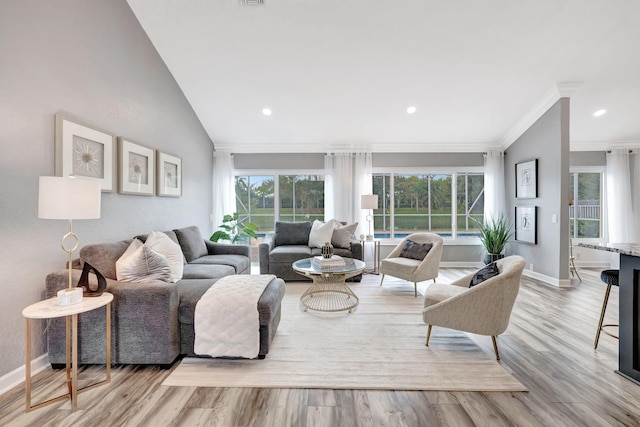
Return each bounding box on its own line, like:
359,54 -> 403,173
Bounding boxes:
45,225 -> 285,366
259,221 -> 363,281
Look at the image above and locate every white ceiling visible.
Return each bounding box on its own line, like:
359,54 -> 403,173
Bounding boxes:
126,0 -> 640,153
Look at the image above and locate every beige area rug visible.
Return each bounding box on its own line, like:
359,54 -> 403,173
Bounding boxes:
163,278 -> 527,391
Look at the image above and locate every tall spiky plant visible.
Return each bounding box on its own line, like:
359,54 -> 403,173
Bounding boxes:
475,214 -> 514,255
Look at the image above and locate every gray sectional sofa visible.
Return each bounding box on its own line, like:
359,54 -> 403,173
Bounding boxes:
259,221 -> 363,281
45,226 -> 285,366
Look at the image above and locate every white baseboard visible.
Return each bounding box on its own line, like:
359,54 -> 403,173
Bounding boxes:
0,353 -> 50,397
523,269 -> 572,288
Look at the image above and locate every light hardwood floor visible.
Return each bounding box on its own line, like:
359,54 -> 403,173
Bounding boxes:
1,268 -> 638,427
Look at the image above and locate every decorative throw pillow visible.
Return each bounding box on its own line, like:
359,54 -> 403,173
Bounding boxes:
469,262 -> 500,287
308,219 -> 336,248
331,222 -> 358,249
145,231 -> 184,283
274,221 -> 312,246
116,239 -> 172,283
399,239 -> 433,261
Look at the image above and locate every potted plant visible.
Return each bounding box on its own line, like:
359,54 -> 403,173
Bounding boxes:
475,214 -> 514,264
210,212 -> 258,244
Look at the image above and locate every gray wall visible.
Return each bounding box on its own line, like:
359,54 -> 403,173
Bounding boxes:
234,153 -> 324,170
570,151 -> 606,167
373,152 -> 484,167
505,99 -> 570,281
0,0 -> 213,377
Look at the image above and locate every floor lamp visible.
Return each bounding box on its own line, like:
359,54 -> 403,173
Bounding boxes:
361,194 -> 378,240
38,176 -> 101,303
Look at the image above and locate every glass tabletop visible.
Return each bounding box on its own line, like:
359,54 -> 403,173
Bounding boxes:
292,257 -> 366,275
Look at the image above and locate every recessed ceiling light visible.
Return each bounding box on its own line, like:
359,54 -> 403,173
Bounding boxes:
406,106 -> 417,114
262,108 -> 272,116
593,109 -> 607,117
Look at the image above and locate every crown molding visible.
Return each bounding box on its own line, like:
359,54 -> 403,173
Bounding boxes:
500,81 -> 584,150
571,139 -> 640,152
217,140 -> 500,154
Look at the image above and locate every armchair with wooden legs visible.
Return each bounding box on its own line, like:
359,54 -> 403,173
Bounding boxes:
379,232 -> 443,297
422,255 -> 525,360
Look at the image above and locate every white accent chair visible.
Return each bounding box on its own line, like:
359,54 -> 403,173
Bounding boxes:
422,255 -> 526,360
379,233 -> 443,297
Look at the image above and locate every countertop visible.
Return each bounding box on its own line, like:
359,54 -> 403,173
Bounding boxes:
578,243 -> 640,257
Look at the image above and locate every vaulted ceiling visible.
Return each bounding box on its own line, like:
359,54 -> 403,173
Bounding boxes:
127,0 -> 640,153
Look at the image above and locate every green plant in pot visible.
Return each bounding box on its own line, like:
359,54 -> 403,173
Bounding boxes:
475,214 -> 514,265
210,213 -> 258,244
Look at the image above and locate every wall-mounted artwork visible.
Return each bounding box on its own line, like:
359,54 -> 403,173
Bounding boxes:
55,114 -> 115,192
117,138 -> 155,196
515,159 -> 538,199
515,206 -> 537,244
157,151 -> 182,197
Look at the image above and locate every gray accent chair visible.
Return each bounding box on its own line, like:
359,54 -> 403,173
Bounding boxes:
379,232 -> 444,297
422,255 -> 526,360
45,226 -> 284,366
259,221 -> 363,281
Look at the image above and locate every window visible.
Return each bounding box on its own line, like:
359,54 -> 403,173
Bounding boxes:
456,172 -> 484,236
278,175 -> 325,223
235,174 -> 325,234
569,171 -> 602,238
235,175 -> 275,233
373,171 -> 484,238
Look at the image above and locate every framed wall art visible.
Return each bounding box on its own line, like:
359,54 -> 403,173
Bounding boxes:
515,206 -> 537,244
157,151 -> 182,197
117,138 -> 155,196
55,114 -> 115,192
515,159 -> 538,199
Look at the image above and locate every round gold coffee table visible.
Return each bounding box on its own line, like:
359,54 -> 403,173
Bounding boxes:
292,258 -> 365,313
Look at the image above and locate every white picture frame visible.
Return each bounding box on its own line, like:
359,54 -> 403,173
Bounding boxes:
55,114 -> 115,192
515,206 -> 537,244
156,151 -> 182,197
117,138 -> 155,196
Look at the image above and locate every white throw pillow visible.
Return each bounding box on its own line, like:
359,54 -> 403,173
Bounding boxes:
308,219 -> 336,248
145,231 -> 184,283
116,239 -> 172,283
332,222 -> 358,249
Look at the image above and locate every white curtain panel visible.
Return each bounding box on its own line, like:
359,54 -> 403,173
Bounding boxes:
483,150 -> 506,221
212,151 -> 236,230
606,148 -> 634,242
324,152 -> 373,237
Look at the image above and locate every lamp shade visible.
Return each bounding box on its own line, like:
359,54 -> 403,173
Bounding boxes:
38,176 -> 101,219
361,194 -> 378,210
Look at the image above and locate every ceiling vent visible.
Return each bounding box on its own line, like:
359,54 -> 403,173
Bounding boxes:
240,0 -> 264,5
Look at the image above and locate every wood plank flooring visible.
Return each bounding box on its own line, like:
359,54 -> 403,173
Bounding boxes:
1,268 -> 638,426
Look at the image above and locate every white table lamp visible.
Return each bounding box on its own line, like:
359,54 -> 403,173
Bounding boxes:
361,194 -> 378,240
39,176 -> 101,293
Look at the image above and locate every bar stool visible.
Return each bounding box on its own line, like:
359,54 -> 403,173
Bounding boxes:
594,269 -> 619,349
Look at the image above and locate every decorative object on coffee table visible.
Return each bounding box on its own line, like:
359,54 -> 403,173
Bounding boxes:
321,241 -> 333,258
38,176 -> 101,303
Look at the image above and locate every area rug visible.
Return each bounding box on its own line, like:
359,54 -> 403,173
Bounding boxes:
163,278 -> 526,391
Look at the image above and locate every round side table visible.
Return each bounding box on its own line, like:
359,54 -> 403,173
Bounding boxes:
22,292 -> 113,412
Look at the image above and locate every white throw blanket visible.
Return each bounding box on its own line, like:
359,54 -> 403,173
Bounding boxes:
194,274 -> 275,358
